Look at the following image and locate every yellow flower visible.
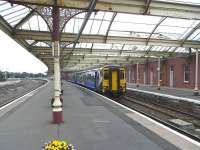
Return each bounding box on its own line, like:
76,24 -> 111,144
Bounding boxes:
43,140 -> 71,150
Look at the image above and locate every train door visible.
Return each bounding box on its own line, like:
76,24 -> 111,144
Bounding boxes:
111,70 -> 118,92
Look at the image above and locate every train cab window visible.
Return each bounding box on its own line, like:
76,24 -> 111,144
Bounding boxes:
119,70 -> 124,79
95,72 -> 99,79
104,70 -> 109,79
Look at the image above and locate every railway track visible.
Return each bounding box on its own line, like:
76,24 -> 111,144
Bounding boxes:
114,94 -> 200,142
126,90 -> 200,120
0,79 -> 47,108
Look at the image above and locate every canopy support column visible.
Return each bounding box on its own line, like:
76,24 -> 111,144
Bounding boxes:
136,63 -> 139,87
52,6 -> 63,123
194,49 -> 199,96
157,57 -> 161,90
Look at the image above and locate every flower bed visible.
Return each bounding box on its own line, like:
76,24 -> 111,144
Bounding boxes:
42,140 -> 76,150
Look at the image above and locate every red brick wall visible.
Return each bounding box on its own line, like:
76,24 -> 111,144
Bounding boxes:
126,54 -> 200,89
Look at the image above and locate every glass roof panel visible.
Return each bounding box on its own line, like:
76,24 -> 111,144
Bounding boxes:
88,20 -> 101,34
154,18 -> 199,40
114,14 -> 161,24
191,48 -> 200,52
108,30 -> 150,38
174,47 -> 189,53
167,47 -> 177,52
34,42 -> 50,47
161,18 -> 196,28
98,21 -> 110,35
64,15 -> 84,33
26,40 -> 35,45
75,18 -> 84,33
63,11 -> 112,35
0,2 -> 31,26
63,18 -> 75,32
110,21 -> 155,33
109,13 -> 163,38
104,12 -> 114,20
155,26 -> 190,39
123,45 -> 140,50
66,44 -> 73,48
93,11 -> 104,19
135,45 -> 150,51
93,43 -> 112,49
82,19 -> 94,34
108,30 -> 132,37
188,29 -> 200,41
111,44 -> 123,50
75,43 -> 92,48
21,15 -> 49,31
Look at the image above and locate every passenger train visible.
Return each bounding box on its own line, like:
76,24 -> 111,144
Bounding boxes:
68,65 -> 126,97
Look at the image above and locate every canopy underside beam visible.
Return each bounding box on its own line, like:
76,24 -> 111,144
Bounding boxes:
14,30 -> 200,48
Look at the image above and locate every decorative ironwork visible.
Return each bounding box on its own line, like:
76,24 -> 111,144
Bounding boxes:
35,7 -> 83,32
37,6 -> 53,31
59,8 -> 83,32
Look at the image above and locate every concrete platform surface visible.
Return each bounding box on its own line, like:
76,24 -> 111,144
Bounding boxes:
0,81 -> 199,150
127,83 -> 200,102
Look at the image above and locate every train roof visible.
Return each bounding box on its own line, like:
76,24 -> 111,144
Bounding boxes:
73,64 -> 124,74
103,64 -> 123,68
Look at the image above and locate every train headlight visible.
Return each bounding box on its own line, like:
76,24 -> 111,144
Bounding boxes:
103,86 -> 109,89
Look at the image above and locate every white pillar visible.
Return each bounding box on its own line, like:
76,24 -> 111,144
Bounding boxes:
194,49 -> 199,96
136,63 -> 139,87
52,41 -> 63,123
157,57 -> 161,90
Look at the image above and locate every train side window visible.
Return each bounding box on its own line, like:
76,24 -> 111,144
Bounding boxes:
104,70 -> 109,79
120,70 -> 124,79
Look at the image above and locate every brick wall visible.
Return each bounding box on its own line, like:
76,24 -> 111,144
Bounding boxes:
126,54 -> 200,89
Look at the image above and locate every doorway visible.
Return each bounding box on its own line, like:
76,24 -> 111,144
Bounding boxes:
169,65 -> 174,87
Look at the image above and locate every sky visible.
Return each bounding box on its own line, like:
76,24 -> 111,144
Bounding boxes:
0,30 -> 48,73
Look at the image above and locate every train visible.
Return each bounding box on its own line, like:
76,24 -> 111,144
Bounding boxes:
68,65 -> 126,97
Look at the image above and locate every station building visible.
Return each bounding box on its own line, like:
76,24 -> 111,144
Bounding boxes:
126,54 -> 200,89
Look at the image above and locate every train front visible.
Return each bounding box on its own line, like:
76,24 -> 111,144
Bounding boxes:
102,65 -> 126,97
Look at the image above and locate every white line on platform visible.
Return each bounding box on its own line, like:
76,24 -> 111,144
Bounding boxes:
0,80 -> 49,111
127,87 -> 200,105
70,82 -> 200,147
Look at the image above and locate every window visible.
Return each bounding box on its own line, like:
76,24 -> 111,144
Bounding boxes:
184,64 -> 189,82
103,70 -> 109,79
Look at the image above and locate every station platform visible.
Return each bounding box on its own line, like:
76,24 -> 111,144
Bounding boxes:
127,83 -> 200,104
0,81 -> 199,150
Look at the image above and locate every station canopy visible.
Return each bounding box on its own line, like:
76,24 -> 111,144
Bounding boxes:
0,0 -> 200,72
